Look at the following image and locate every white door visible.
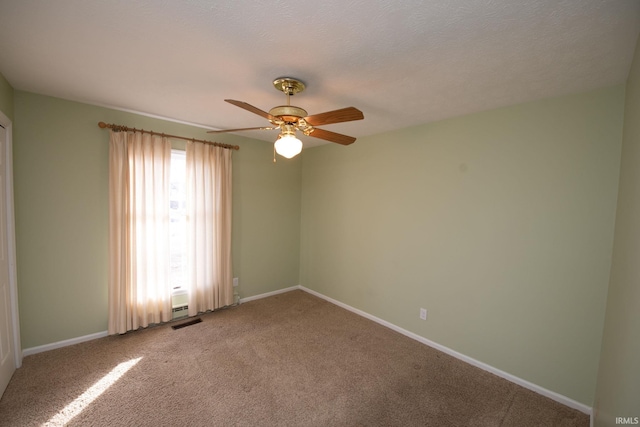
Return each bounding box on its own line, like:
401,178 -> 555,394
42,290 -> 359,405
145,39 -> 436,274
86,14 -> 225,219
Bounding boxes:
0,119 -> 17,397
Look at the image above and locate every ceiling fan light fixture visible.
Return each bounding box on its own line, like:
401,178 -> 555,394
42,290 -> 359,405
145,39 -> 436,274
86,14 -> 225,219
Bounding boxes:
274,133 -> 303,159
211,77 -> 363,154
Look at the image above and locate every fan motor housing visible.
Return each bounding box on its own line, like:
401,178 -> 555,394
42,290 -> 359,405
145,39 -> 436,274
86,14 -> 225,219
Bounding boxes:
269,105 -> 308,122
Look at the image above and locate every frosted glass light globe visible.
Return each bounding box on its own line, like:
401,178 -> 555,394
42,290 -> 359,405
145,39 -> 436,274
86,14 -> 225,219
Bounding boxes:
274,134 -> 303,159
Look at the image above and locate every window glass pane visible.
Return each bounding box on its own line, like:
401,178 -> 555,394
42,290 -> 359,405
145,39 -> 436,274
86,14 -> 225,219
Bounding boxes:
169,150 -> 187,289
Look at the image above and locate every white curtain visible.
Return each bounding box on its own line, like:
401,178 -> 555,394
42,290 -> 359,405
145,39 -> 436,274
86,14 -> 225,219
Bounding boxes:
185,141 -> 233,316
108,130 -> 172,334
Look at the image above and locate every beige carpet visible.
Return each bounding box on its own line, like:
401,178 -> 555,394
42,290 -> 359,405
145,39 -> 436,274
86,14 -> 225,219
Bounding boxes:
0,290 -> 589,426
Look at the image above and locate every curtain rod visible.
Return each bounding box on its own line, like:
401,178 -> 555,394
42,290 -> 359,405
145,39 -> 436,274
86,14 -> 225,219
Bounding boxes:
98,122 -> 239,151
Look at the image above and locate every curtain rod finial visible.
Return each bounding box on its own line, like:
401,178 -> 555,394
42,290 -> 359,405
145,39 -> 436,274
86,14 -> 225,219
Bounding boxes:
98,122 -> 107,128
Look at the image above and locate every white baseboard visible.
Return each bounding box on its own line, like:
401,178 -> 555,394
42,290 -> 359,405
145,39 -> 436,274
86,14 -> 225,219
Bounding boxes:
239,286 -> 300,304
20,285 -> 299,357
19,285 -> 592,420
22,331 -> 109,357
299,285 -> 592,417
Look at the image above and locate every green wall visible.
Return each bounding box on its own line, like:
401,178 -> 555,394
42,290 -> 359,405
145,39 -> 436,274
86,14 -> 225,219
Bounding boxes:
8,68 -> 637,411
300,86 -> 624,406
13,91 -> 301,349
593,34 -> 640,426
0,72 -> 14,121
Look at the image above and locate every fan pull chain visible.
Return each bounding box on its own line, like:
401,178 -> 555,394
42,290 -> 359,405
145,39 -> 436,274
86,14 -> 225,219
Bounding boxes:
273,145 -> 277,163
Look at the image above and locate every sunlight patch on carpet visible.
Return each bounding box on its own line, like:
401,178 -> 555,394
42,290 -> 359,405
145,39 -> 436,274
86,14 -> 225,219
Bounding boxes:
43,357 -> 142,426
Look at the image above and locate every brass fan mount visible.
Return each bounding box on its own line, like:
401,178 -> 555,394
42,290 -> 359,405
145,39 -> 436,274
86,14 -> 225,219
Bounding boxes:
269,78 -> 308,122
272,77 -> 306,96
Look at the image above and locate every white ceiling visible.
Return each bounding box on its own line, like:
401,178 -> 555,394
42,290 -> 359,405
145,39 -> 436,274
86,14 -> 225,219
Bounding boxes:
1,1 -> 639,148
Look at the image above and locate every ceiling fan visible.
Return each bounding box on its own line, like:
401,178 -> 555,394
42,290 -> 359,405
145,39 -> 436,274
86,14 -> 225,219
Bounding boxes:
207,77 -> 364,159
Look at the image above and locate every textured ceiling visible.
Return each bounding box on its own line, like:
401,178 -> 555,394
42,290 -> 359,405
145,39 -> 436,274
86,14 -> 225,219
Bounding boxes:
1,1 -> 639,148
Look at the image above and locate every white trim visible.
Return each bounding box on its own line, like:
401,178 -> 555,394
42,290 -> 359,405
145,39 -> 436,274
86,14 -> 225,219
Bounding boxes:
0,111 -> 21,369
299,285 -> 592,416
20,286 -> 299,357
22,331 -> 109,357
238,286 -> 300,304
18,284 -> 592,420
60,96 -> 221,131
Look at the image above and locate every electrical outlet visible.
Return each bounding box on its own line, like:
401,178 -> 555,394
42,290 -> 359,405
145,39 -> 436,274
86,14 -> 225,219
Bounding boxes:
420,308 -> 427,320
233,277 -> 239,287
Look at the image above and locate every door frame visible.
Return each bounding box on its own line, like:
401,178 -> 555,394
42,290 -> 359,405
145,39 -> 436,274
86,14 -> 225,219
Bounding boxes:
0,110 -> 21,369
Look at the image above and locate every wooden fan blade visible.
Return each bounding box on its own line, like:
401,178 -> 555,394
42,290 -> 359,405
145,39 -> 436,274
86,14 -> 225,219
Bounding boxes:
304,107 -> 364,127
308,128 -> 356,145
207,127 -> 274,134
225,99 -> 275,121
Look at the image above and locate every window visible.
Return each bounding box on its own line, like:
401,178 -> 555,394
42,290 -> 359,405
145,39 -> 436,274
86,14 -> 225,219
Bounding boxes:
169,150 -> 187,290
108,132 -> 233,334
